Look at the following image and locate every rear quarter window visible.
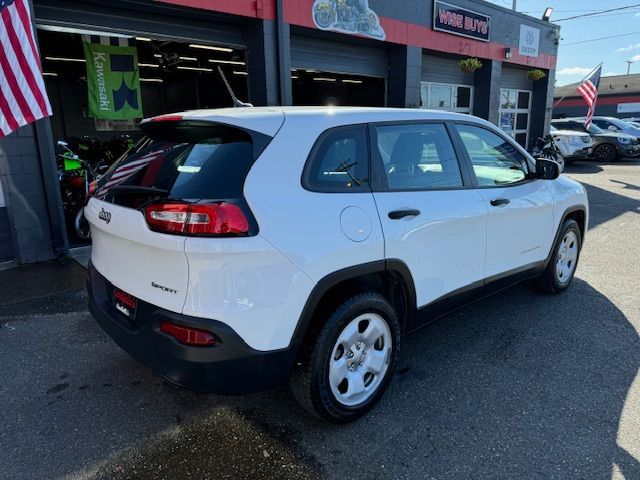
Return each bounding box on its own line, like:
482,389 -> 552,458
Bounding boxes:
302,126 -> 369,192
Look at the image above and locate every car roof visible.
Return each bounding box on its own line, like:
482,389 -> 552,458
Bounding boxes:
144,106 -> 493,136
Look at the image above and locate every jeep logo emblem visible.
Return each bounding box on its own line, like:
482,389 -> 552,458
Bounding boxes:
98,208 -> 111,224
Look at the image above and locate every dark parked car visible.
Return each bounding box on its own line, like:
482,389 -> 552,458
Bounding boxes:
551,118 -> 640,162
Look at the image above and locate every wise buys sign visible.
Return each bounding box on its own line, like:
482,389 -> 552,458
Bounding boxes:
83,41 -> 143,120
433,1 -> 490,42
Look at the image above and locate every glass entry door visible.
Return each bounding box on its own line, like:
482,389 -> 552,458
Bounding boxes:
498,89 -> 532,148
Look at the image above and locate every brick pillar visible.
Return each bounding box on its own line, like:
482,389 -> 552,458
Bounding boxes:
387,45 -> 422,108
246,20 -> 281,106
474,60 -> 502,126
0,123 -> 57,263
530,68 -> 555,146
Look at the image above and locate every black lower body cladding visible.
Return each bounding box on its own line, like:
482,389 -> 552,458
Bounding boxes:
87,264 -> 297,395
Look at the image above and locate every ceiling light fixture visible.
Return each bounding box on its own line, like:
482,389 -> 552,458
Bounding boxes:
177,66 -> 213,72
233,71 -> 248,76
342,79 -> 363,84
140,78 -> 164,83
136,37 -> 152,42
179,56 -> 198,62
313,77 -> 336,82
44,56 -> 86,63
43,72 -> 58,77
189,44 -> 233,53
139,63 -> 160,68
207,59 -> 246,66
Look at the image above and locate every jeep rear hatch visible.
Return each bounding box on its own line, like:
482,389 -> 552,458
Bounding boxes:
86,118 -> 274,314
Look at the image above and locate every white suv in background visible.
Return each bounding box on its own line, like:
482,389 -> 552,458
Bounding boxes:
549,125 -> 593,170
86,107 -> 588,423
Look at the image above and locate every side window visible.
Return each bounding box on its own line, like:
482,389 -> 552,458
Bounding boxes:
593,119 -> 614,131
302,127 -> 368,192
374,123 -> 463,190
455,124 -> 529,187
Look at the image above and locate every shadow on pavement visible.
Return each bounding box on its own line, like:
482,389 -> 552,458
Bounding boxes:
610,179 -> 640,192
565,162 -> 603,174
18,277 -> 633,480
579,182 -> 640,230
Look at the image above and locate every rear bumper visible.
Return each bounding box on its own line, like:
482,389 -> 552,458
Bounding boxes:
88,264 -> 298,394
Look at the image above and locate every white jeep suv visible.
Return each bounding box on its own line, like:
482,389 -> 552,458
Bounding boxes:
86,107 -> 588,422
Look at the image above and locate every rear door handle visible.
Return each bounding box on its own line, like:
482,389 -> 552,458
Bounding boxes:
490,198 -> 510,207
388,209 -> 421,219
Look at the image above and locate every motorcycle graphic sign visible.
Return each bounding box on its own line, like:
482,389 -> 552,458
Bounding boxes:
312,0 -> 386,40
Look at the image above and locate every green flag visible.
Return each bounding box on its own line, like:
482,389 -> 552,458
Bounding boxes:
83,42 -> 143,120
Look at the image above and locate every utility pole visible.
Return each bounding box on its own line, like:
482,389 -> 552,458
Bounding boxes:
626,60 -> 635,75
512,0 -> 517,11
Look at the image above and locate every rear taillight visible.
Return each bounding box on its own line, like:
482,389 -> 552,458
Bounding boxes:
160,321 -> 217,346
144,202 -> 249,236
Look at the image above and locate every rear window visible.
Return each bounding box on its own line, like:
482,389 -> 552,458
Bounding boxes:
96,121 -> 271,208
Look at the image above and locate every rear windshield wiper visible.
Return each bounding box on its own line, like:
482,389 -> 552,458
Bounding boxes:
105,185 -> 170,196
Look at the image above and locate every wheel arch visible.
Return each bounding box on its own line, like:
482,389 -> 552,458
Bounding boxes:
545,205 -> 587,267
290,260 -> 417,351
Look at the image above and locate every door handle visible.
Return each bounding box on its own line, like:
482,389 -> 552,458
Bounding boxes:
388,209 -> 421,219
490,198 -> 510,207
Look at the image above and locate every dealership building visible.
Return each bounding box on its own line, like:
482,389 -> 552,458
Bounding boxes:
0,0 -> 559,265
554,73 -> 640,119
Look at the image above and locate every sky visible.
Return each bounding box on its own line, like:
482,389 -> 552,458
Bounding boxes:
485,0 -> 640,86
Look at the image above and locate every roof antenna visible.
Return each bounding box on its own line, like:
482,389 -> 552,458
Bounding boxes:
217,66 -> 253,108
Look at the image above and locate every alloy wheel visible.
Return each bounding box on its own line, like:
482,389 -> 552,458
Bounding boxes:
595,144 -> 616,162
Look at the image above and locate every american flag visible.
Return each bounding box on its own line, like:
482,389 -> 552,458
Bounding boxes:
576,66 -> 602,128
0,0 -> 52,138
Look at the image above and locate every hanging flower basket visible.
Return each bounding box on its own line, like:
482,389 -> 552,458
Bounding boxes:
459,58 -> 483,73
528,69 -> 547,81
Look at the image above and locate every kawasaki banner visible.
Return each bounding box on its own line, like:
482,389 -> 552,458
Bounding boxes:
83,37 -> 143,120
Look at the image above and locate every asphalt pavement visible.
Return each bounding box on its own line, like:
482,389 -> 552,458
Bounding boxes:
1,158 -> 639,480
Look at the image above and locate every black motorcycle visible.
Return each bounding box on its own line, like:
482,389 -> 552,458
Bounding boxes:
530,134 -> 565,173
57,141 -> 109,240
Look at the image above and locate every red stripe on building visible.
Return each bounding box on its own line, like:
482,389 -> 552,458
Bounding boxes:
284,0 -> 556,70
157,0 -> 556,70
555,95 -> 640,108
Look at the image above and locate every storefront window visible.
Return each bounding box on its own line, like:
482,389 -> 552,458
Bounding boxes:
498,88 -> 532,148
420,82 -> 473,114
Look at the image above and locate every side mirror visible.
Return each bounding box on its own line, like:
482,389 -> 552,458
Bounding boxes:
535,158 -> 560,180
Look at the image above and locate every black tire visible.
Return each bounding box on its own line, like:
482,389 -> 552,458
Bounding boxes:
537,219 -> 582,293
289,292 -> 400,423
594,143 -> 618,162
74,207 -> 91,241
